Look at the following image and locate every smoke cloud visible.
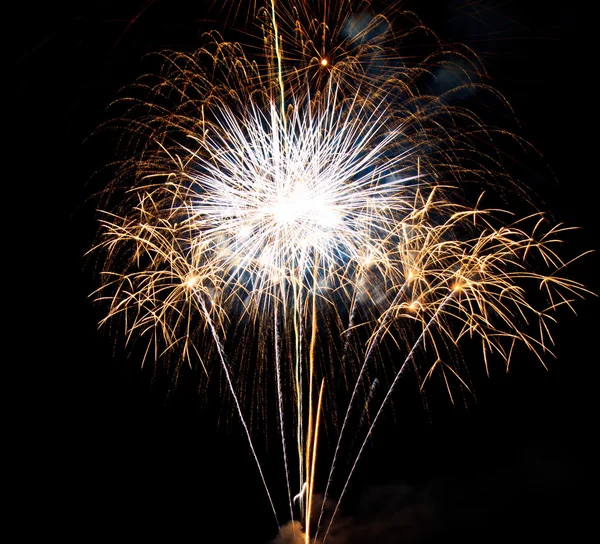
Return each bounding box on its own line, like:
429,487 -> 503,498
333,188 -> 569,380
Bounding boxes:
269,484 -> 435,544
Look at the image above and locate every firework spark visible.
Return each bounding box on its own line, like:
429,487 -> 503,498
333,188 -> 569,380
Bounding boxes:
89,1 -> 591,541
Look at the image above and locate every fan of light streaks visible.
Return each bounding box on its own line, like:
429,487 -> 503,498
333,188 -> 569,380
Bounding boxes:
89,1 -> 592,541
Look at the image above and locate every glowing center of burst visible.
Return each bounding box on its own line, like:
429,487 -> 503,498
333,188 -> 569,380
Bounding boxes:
268,183 -> 341,231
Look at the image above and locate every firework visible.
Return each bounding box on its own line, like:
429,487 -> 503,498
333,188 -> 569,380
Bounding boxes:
89,1 -> 591,541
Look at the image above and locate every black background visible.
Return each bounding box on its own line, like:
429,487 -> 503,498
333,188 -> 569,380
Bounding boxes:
13,2 -> 596,542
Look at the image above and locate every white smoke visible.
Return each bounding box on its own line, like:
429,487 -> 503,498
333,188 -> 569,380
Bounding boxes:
269,485 -> 435,544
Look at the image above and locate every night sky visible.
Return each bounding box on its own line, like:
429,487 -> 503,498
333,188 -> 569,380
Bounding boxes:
14,2 -> 596,542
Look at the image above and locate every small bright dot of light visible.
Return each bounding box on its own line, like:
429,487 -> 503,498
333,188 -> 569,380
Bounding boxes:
185,275 -> 199,289
238,224 -> 253,238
